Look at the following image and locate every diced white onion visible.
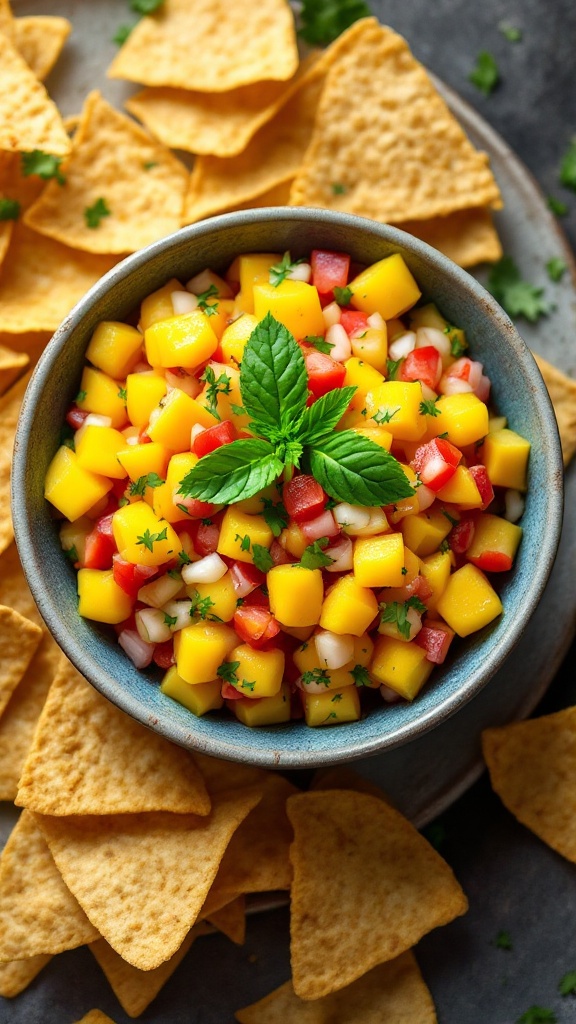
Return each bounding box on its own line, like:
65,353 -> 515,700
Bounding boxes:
136,607 -> 172,644
380,683 -> 402,704
314,631 -> 354,670
181,552 -> 227,585
388,331 -> 416,361
333,502 -> 371,530
416,483 -> 436,512
294,674 -> 332,695
300,510 -> 339,542
367,311 -> 385,331
420,382 -> 438,402
439,375 -> 473,395
325,323 -> 352,361
379,606 -> 422,642
323,534 -> 353,572
137,573 -> 183,608
345,507 -> 389,538
171,290 -> 198,315
75,413 -> 112,444
415,326 -> 452,360
186,269 -> 213,293
118,629 -> 154,669
322,301 -> 341,329
287,262 -> 312,283
504,489 -> 525,523
191,423 -> 206,443
162,599 -> 193,631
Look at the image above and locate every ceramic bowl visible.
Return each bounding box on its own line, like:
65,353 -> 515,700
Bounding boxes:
12,208 -> 564,768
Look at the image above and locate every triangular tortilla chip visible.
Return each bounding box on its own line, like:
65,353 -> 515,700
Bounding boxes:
193,752 -> 270,795
73,1013 -> 118,1024
34,784 -> 262,970
0,331 -> 52,370
0,342 -> 29,396
12,15 -> 71,81
235,952 -> 437,1023
0,30 -> 70,156
533,352 -> 576,466
0,810 -> 99,961
0,541 -> 45,627
0,605 -> 43,720
287,790 -> 467,1000
108,0 -> 298,93
290,20 -> 501,222
205,895 -> 246,946
310,765 -> 393,803
0,0 -> 12,36
0,953 -> 52,998
397,207 -> 503,268
483,709 -> 576,861
16,657 -> 211,816
24,90 -> 188,254
0,371 -> 31,556
0,221 -> 12,268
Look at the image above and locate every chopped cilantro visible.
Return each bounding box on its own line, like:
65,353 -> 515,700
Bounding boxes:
131,0 -> 164,12
178,549 -> 192,566
331,182 -> 347,195
373,406 -> 400,425
201,518 -> 213,526
136,527 -> 167,552
560,138 -> 576,192
235,533 -> 251,552
559,970 -> 576,996
298,0 -> 371,46
334,285 -> 353,306
236,597 -> 245,607
494,929 -> 513,950
443,325 -> 467,358
217,660 -> 240,685
386,357 -> 403,380
469,51 -> 500,96
380,597 -> 426,640
240,679 -> 256,692
113,24 -> 134,45
488,256 -> 552,322
167,569 -> 181,581
323,711 -> 338,721
546,257 -> 568,283
143,160 -> 158,170
85,197 -> 111,229
439,539 -> 451,554
302,668 -> 331,687
261,498 -> 288,537
0,198 -> 20,221
331,693 -> 343,702
130,472 -> 164,496
548,195 -> 568,217
516,1009 -> 556,1024
21,150 -> 66,185
269,251 -> 304,287
176,503 -> 191,516
64,544 -> 78,564
499,22 -> 522,42
252,544 -> 275,573
420,398 -> 441,417
401,566 -> 408,575
60,424 -> 75,451
305,335 -> 334,355
189,590 -> 220,621
442,509 -> 459,526
351,664 -> 371,687
163,612 -> 177,628
200,366 -> 231,420
118,386 -> 127,402
299,538 -> 334,570
75,390 -> 87,404
196,283 -> 219,317
118,496 -> 129,507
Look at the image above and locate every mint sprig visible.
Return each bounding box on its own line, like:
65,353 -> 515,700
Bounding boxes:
178,313 -> 413,508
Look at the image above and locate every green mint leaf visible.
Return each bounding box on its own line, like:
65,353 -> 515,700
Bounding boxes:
240,312 -> 308,438
298,0 -> 371,46
331,182 -> 347,195
299,538 -> 334,570
85,197 -> 111,229
269,251 -> 304,286
560,139 -> 576,192
0,198 -> 20,221
386,357 -> 403,380
261,498 -> 288,537
131,0 -> 164,12
252,544 -> 275,573
351,664 -> 371,687
305,335 -> 334,354
299,385 -> 357,445
217,660 -> 240,685
179,439 -> 282,506
494,930 -> 513,951
516,1009 -> 556,1024
307,431 -> 414,507
488,256 -> 552,322
499,22 -> 522,42
546,257 -> 568,283
113,24 -> 134,45
200,366 -> 231,421
21,150 -> 66,185
420,398 -> 441,417
129,472 -> 164,496
469,51 -> 499,95
231,404 -> 245,416
559,970 -> 576,996
334,285 -> 353,305
548,195 -> 568,216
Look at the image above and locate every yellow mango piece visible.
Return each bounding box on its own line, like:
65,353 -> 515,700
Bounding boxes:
75,424 -> 128,480
147,388 -> 204,450
408,303 -> 467,357
351,424 -> 393,451
233,253 -> 280,313
59,517 -> 93,566
253,280 -> 325,339
349,254 -> 421,319
365,381 -> 426,441
400,508 -> 451,557
353,533 -> 405,588
77,366 -> 127,428
152,451 -> 199,523
174,621 -> 238,685
45,446 -> 113,521
320,573 -> 379,636
232,682 -> 291,726
217,507 -> 273,565
293,642 -> 356,691
303,686 -> 361,727
370,635 -> 433,700
480,428 -> 531,491
235,483 -> 279,516
200,297 -> 236,340
220,313 -> 259,367
435,465 -> 483,509
279,521 -> 308,559
466,514 -> 523,569
139,278 -> 182,331
350,326 -> 388,373
190,573 -> 237,623
196,362 -> 248,427
126,371 -> 167,428
112,502 -> 180,567
488,415 -> 507,433
420,550 -> 453,614
77,568 -> 133,624
376,548 -> 422,603
161,668 -> 223,716
145,310 -> 218,369
268,565 -> 324,627
436,563 -> 503,637
116,442 -> 170,484
343,357 -> 385,411
228,644 -> 285,698
86,321 -> 143,380
430,393 -> 489,447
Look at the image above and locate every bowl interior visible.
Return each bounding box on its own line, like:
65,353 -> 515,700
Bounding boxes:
13,208 -> 564,767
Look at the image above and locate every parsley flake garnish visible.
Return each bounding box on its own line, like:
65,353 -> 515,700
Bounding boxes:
178,550 -> 192,565
499,22 -> 522,42
200,366 -> 231,421
197,282 -> 219,317
163,612 -> 177,628
235,533 -> 251,552
189,591 -> 220,621
299,538 -> 334,570
85,197 -> 111,229
386,357 -> 403,381
64,544 -> 78,564
334,285 -> 353,306
136,527 -> 168,552
443,325 -> 467,358
380,597 -> 426,640
217,660 -> 240,685
488,256 -> 552,322
331,182 -> 347,195
469,51 -> 500,96
0,198 -> 20,221
516,1008 -> 556,1024
269,251 -> 304,287
442,509 -> 459,526
305,335 -> 334,355
560,138 -> 576,192
494,929 -> 513,950
130,472 -> 164,497
252,544 -> 275,573
261,498 -> 288,537
420,398 -> 441,417
113,24 -> 134,45
240,679 -> 256,692
439,539 -> 451,554
559,970 -> 576,996
351,664 -> 371,687
373,406 -> 400,425
546,257 -> 568,283
75,390 -> 87,404
118,386 -> 127,402
143,161 -> 158,170
302,668 -> 331,687
21,150 -> 66,185
548,195 -> 569,217
298,0 -> 371,46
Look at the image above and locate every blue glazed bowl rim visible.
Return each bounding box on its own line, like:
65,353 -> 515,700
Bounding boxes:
12,208 -> 564,767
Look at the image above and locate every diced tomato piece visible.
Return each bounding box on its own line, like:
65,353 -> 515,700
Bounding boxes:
310,249 -> 350,297
269,539 -> 291,565
188,511 -> 223,556
469,464 -> 494,511
229,560 -> 265,597
242,587 -> 270,608
83,529 -> 115,570
340,311 -> 369,338
300,509 -> 339,542
449,517 -> 476,554
304,349 -> 346,399
193,419 -> 237,458
222,682 -> 244,701
66,405 -> 88,430
138,427 -> 152,444
400,346 -> 442,389
411,438 -> 462,492
153,640 -> 175,669
468,550 -> 513,572
283,474 -> 327,523
415,622 -> 455,664
112,554 -> 157,599
176,495 -> 219,519
233,605 -> 281,649
406,574 -> 434,602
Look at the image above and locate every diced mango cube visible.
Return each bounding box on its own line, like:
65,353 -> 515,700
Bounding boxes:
349,254 -> 421,319
466,514 -> 523,571
350,326 -> 388,374
152,451 -> 199,523
351,424 -> 393,451
86,321 -> 143,380
116,442 -> 170,484
279,521 -> 308,559
217,507 -> 273,565
320,574 -> 379,636
303,686 -> 361,726
480,428 -> 531,491
76,366 -> 127,428
228,644 -> 285,698
436,563 -> 503,637
435,465 -> 483,508
268,565 -> 324,627
126,372 -> 167,428
45,446 -> 112,521
189,573 -> 237,623
353,533 -> 405,588
232,682 -> 291,726
365,381 -> 426,441
139,278 -> 182,330
145,310 -> 218,369
430,393 -> 489,447
147,388 -> 206,450
174,621 -> 238,684
112,502 -> 180,566
370,635 -> 434,699
343,357 -> 385,410
220,313 -> 259,367
253,280 -> 325,339
420,550 -> 452,613
77,568 -> 133,624
75,425 -> 128,480
408,303 -> 467,358
59,517 -> 93,566
235,483 -> 279,516
400,508 -> 451,557
293,641 -> 356,690
160,668 -> 223,716
233,253 -> 281,313
197,362 -> 248,428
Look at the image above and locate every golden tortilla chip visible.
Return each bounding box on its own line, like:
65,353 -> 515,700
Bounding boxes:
0,371 -> 31,556
0,0 -> 12,35
24,90 -> 188,255
0,223 -> 117,333
290,20 -> 501,222
12,15 -> 71,81
235,951 -> 437,1023
206,895 -> 246,946
0,30 -> 70,156
34,785 -> 263,970
0,605 -> 43,720
0,953 -> 52,998
125,55 -> 319,159
16,657 -> 211,816
0,331 -> 52,370
73,1013 -> 118,1024
0,221 -> 12,268
483,709 -> 576,861
0,541 -> 44,627
397,207 -> 503,268
0,810 -> 99,962
108,0 -> 298,93
0,342 -> 29,395
90,925 -> 210,1018
310,765 -> 392,802
287,790 -> 467,1000
533,353 -> 576,466
0,149 -> 46,215
193,752 -> 270,794
0,633 -> 60,801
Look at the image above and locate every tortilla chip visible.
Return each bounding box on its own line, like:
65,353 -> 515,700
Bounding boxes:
90,925 -> 210,1018
0,953 -> 52,998
34,785 -> 263,970
287,790 -> 467,1000
193,752 -> 270,795
310,765 -> 392,803
397,207 -> 503,268
235,951 -> 437,1023
0,541 -> 44,627
125,55 -> 319,159
0,342 -> 29,395
0,633 -> 60,801
483,709 -> 576,861
16,657 -> 211,817
12,15 -> 71,81
0,0 -> 12,36
108,0 -> 298,93
0,810 -> 99,962
0,606 -> 43,720
0,221 -> 12,268
0,223 -> 117,333
0,31 -> 70,156
290,20 -> 501,223
0,371 -> 31,556
533,353 -> 576,466
73,1013 -> 118,1024
183,71 -> 325,224
24,91 -> 189,255
206,895 -> 246,946
0,331 -> 52,370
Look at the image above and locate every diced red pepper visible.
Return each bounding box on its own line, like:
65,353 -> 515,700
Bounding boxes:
449,517 -> 476,555
469,464 -> 494,511
304,349 -> 346,399
66,405 -> 88,430
411,438 -> 462,492
152,640 -> 175,669
415,622 -> 455,664
468,550 -> 513,572
233,605 -> 281,649
400,346 -> 442,389
221,682 -> 244,701
340,311 -> 369,338
112,554 -> 157,599
193,419 -> 237,458
283,474 -> 327,523
310,249 -> 350,297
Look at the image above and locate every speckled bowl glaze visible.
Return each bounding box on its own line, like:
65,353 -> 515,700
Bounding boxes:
12,208 -> 564,768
